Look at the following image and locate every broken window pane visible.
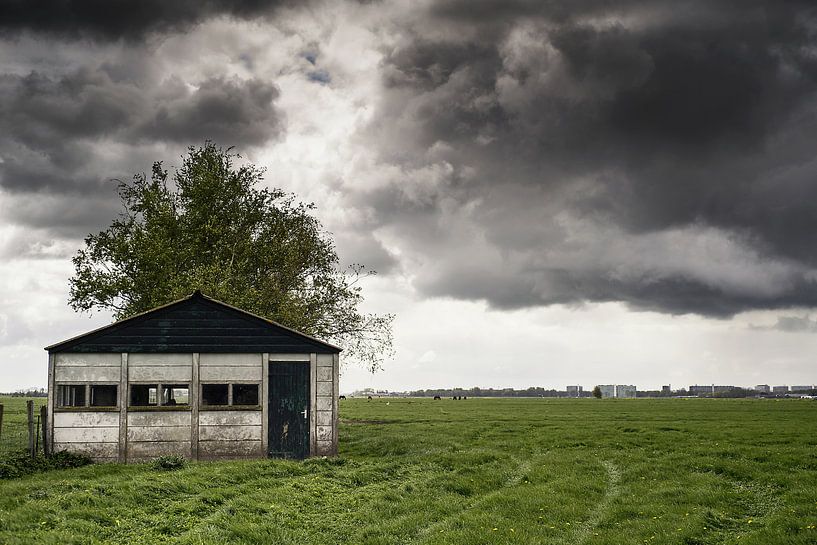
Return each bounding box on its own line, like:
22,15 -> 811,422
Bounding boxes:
233,384 -> 259,406
162,384 -> 189,406
58,384 -> 86,407
130,384 -> 158,406
90,385 -> 117,407
201,384 -> 228,406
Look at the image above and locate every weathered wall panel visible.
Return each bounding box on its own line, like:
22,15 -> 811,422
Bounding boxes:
316,382 -> 333,396
54,412 -> 119,427
128,365 -> 191,382
198,440 -> 263,459
199,411 -> 262,426
54,426 -> 118,443
128,441 -> 192,459
316,367 -> 332,382
199,425 -> 261,441
52,441 -> 118,459
128,426 -> 190,442
128,354 -> 192,366
317,354 -> 333,367
55,353 -> 120,366
316,397 -> 332,412
316,410 -> 332,427
316,440 -> 332,455
316,425 -> 332,441
199,366 -> 261,381
55,366 -> 120,382
200,353 -> 261,366
269,353 -> 310,361
127,412 -> 191,427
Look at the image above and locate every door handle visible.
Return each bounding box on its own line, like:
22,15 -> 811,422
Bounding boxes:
302,408 -> 308,420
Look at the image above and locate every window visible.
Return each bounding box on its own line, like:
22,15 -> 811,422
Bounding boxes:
233,384 -> 259,406
58,385 -> 86,407
202,384 -> 229,406
201,383 -> 261,407
90,385 -> 118,407
162,385 -> 189,406
131,384 -> 158,406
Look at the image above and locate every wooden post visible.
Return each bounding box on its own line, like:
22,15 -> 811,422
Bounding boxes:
40,406 -> 48,456
0,403 -> 4,440
27,400 -> 35,458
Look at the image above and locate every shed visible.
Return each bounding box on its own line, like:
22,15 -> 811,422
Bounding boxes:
44,291 -> 340,462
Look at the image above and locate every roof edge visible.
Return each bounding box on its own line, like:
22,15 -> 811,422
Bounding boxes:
45,291 -> 342,353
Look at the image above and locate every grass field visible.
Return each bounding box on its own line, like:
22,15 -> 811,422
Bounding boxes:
0,397 -> 47,457
0,397 -> 815,544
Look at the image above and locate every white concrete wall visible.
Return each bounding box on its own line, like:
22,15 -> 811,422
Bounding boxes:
315,354 -> 336,455
198,410 -> 263,460
126,411 -> 192,461
50,350 -> 338,462
54,353 -> 120,382
52,411 -> 119,462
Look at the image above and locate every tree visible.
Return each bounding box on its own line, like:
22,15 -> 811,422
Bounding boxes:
592,386 -> 602,399
69,142 -> 394,371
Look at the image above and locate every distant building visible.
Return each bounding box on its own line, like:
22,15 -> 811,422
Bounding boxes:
598,385 -> 616,398
688,385 -> 736,396
661,385 -> 671,394
616,385 -> 637,398
754,385 -> 770,393
689,385 -> 714,396
713,385 -> 736,393
772,386 -> 789,394
790,385 -> 814,393
566,385 -> 583,397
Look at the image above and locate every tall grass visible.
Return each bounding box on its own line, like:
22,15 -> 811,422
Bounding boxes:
0,397 -> 815,544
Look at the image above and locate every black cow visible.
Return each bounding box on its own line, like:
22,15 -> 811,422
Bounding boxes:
433,395 -> 441,400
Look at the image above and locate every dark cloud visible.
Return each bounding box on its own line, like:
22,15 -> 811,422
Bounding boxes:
0,0 -> 287,41
362,0 -> 817,316
138,77 -> 282,146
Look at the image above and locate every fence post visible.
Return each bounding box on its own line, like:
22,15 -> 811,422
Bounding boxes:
0,403 -> 4,440
40,405 -> 49,456
27,400 -> 35,458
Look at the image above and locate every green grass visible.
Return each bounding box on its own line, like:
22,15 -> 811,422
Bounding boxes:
0,397 -> 816,544
0,397 -> 47,456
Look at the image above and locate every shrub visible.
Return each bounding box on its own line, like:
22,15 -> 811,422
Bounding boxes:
0,450 -> 92,480
152,455 -> 187,471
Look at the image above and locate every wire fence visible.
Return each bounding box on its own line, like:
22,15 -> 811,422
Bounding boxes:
0,397 -> 47,457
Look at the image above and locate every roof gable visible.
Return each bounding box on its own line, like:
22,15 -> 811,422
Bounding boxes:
46,292 -> 340,354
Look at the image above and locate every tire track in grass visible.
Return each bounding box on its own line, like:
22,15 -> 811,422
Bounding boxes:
567,460 -> 621,545
409,455 -> 534,543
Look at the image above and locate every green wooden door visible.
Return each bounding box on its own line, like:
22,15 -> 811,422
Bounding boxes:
268,362 -> 310,458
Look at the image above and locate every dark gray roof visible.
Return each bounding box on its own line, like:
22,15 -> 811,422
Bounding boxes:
45,291 -> 341,354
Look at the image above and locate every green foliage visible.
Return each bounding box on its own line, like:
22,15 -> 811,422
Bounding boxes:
1,398 -> 816,544
592,385 -> 602,398
69,142 -> 393,371
0,450 -> 92,480
151,455 -> 187,471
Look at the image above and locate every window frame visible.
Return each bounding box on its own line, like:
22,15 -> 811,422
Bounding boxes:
55,382 -> 119,410
128,382 -> 191,409
199,382 -> 262,410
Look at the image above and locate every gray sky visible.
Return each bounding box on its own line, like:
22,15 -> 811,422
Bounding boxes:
2,0 -> 817,392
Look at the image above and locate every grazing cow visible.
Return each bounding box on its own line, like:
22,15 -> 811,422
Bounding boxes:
433,395 -> 441,400
339,395 -> 346,400
367,395 -> 372,401
463,396 -> 467,400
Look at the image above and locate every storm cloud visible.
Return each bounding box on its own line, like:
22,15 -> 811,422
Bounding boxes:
354,0 -> 817,316
3,0 -> 817,318
0,0 -> 290,40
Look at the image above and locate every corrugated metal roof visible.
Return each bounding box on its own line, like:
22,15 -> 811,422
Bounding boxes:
45,291 -> 341,354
